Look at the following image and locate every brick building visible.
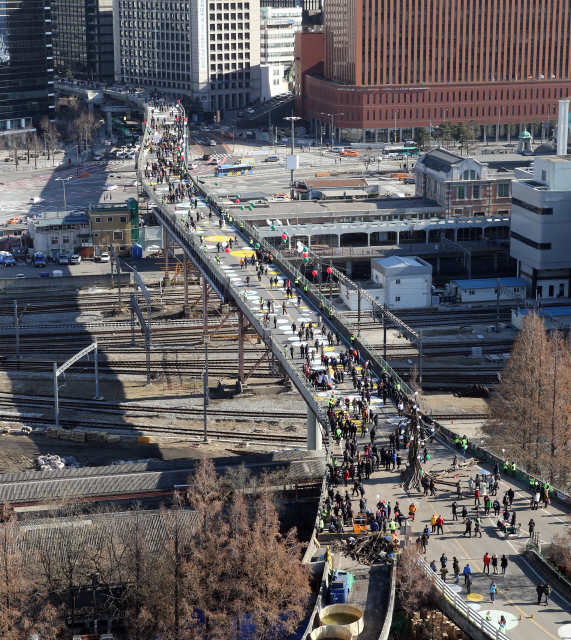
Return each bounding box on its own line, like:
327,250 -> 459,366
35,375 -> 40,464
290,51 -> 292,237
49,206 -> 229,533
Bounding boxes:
413,148 -> 513,218
295,0 -> 571,143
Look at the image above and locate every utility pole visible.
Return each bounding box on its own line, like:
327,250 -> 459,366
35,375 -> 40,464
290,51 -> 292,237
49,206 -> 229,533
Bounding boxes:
418,328 -> 423,387
203,341 -> 209,442
14,301 -> 19,360
496,277 -> 501,334
383,307 -> 387,361
53,362 -> 59,427
329,260 -> 333,303
284,114 -> 301,199
357,287 -> 362,335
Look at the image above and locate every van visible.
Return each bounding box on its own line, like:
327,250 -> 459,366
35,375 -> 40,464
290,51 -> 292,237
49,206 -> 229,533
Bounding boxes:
238,157 -> 255,166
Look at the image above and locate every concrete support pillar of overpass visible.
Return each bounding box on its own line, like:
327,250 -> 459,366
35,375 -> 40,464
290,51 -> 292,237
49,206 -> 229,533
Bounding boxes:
436,256 -> 441,275
183,254 -> 189,304
164,227 -> 169,278
106,111 -> 112,138
346,260 -> 352,278
88,102 -> 94,114
238,309 -> 244,383
202,276 -> 209,337
307,406 -> 322,451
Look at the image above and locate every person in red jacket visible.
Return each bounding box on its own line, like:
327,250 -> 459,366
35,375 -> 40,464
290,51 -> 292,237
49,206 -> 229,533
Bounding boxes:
483,552 -> 491,574
474,487 -> 481,507
436,514 -> 444,535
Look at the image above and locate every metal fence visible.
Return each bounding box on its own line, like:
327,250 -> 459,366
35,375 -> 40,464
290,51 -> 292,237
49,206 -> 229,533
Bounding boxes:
418,557 -> 513,640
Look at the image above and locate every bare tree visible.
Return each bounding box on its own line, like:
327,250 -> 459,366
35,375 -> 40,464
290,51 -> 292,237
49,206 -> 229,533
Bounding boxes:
483,312 -> 571,486
40,116 -> 61,165
25,132 -> 43,168
245,476 -> 311,640
396,538 -> 432,618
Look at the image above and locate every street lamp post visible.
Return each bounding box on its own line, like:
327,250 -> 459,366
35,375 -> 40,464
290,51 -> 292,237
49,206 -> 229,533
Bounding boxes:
394,109 -> 399,143
55,176 -> 73,212
284,115 -> 301,199
321,112 -> 344,149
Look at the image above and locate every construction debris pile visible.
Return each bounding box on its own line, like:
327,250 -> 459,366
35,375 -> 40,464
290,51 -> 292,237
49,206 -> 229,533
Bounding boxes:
337,533 -> 399,564
45,427 -> 120,444
37,455 -> 80,471
411,608 -> 471,640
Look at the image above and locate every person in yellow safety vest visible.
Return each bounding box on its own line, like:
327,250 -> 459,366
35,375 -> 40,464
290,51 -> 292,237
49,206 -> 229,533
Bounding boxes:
294,278 -> 299,286
329,308 -> 333,318
431,513 -> 438,533
503,459 -> 509,473
455,435 -> 460,450
350,331 -> 355,344
511,462 -> 516,477
304,284 -> 308,292
389,518 -> 396,532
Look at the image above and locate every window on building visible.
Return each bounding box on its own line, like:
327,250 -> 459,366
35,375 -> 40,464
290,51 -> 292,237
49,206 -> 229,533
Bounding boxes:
94,233 -> 99,237
473,185 -> 480,198
469,290 -> 475,295
395,296 -> 400,302
107,217 -> 113,223
95,217 -> 101,223
457,186 -> 465,199
497,184 -> 509,197
62,235 -> 70,244
542,170 -> 547,181
395,279 -> 401,284
113,231 -> 124,241
51,236 -> 58,245
120,216 -> 128,223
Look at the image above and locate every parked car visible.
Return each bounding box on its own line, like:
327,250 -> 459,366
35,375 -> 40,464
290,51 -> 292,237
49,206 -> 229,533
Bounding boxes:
57,254 -> 69,265
7,217 -> 22,224
70,254 -> 81,264
29,197 -> 45,204
264,156 -> 280,162
245,107 -> 255,114
100,252 -> 110,263
403,177 -> 416,184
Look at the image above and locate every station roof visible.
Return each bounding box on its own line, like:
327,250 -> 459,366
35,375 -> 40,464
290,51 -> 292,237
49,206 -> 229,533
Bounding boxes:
453,277 -> 527,290
298,178 -> 369,189
420,148 -> 464,173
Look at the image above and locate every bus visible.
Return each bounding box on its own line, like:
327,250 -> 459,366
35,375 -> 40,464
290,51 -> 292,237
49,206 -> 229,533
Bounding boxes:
214,163 -> 253,177
382,145 -> 420,157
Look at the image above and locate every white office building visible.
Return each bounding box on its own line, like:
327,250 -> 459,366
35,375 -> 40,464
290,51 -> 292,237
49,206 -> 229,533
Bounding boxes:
510,156 -> 571,300
113,0 -> 261,113
260,6 -> 301,100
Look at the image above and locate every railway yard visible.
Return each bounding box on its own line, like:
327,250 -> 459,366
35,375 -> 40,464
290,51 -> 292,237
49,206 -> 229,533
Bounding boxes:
0,274 -> 516,473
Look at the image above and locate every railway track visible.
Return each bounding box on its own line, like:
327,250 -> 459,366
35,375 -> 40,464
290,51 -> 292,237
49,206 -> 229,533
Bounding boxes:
0,393 -> 306,422
0,415 -> 307,446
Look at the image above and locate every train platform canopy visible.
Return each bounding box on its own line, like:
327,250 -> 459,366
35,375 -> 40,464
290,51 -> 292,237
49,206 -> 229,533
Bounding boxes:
0,450 -> 326,506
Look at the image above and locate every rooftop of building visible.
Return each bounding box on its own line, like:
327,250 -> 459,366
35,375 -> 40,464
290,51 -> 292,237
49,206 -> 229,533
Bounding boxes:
373,254 -> 432,275
296,177 -> 369,189
419,148 -> 465,173
31,214 -> 90,228
452,277 -> 527,290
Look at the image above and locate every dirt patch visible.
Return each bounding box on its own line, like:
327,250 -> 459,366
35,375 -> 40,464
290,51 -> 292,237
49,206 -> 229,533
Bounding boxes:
419,391 -> 491,415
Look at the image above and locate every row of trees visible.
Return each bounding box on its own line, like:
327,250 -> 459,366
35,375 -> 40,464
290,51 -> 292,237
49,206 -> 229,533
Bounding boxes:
0,96 -> 99,168
0,459 -> 311,640
483,312 -> 571,488
413,119 -> 557,152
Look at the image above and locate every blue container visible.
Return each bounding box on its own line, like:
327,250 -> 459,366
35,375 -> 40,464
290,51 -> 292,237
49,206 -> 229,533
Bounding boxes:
329,590 -> 347,604
39,272 -> 50,278
132,243 -> 143,258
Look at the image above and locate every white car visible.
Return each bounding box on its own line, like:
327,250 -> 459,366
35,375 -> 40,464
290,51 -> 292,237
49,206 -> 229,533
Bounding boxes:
57,254 -> 69,265
116,152 -> 126,159
245,108 -> 255,114
29,197 -> 45,204
189,163 -> 198,170
100,252 -> 110,263
126,152 -> 136,159
104,184 -> 119,191
70,254 -> 81,264
209,140 -> 217,146
128,180 -> 138,187
93,154 -> 104,160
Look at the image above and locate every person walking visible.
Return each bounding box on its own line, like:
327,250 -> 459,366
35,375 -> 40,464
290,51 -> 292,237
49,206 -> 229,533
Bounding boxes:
492,554 -> 498,573
466,572 -> 472,595
483,553 -> 491,574
452,501 -> 459,520
463,563 -> 472,584
453,557 -> 460,583
529,518 -> 536,537
544,583 -> 552,605
501,554 -> 508,576
474,487 -> 481,507
490,581 -> 497,603
536,582 -> 544,605
463,516 -> 472,537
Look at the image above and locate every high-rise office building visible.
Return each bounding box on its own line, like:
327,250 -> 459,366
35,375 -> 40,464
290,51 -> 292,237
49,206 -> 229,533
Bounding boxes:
52,0 -> 114,83
296,0 -> 571,143
260,5 -> 301,100
113,0 -> 260,114
0,0 -> 54,135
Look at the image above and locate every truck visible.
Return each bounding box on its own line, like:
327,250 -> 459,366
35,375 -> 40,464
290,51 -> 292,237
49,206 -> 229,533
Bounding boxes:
33,252 -> 46,268
0,252 -> 16,267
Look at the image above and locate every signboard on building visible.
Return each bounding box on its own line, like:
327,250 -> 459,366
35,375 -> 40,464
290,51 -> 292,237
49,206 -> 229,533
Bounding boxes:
198,0 -> 207,71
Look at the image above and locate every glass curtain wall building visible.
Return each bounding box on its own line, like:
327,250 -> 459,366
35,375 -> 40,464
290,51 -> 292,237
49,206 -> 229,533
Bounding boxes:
0,0 -> 54,133
52,0 -> 114,83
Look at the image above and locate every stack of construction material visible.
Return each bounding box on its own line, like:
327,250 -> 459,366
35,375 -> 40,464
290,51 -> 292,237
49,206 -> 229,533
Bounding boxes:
70,429 -> 86,443
98,431 -> 108,442
85,430 -> 99,442
107,434 -> 121,443
46,427 -> 62,439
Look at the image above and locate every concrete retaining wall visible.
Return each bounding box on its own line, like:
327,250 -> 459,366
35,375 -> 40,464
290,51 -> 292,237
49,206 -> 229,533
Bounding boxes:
0,273 -> 131,292
378,560 -> 397,640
